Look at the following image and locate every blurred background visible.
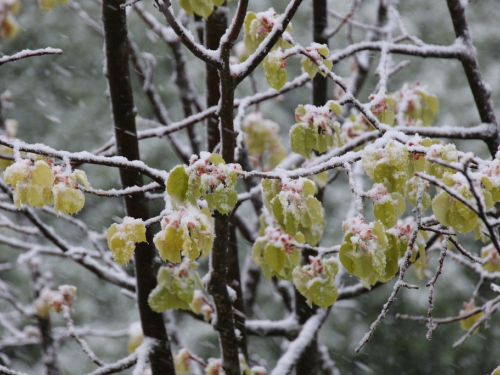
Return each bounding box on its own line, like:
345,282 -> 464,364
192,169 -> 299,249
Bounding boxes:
0,0 -> 499,374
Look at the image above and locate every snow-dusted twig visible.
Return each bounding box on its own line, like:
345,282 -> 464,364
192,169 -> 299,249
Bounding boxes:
154,0 -> 221,67
462,163 -> 500,254
328,8 -> 386,33
120,0 -> 141,8
137,73 -> 310,142
414,171 -> 479,215
318,343 -> 341,375
0,48 -> 63,66
426,235 -> 449,340
246,315 -> 300,337
0,365 -> 29,375
446,0 -> 500,155
343,162 -> 364,217
328,39 -> 467,65
452,294 -> 500,348
81,352 -> 138,375
448,237 -> 484,264
270,309 -> 328,375
0,135 -> 168,186
355,177 -> 426,352
132,337 -> 156,375
232,0 -> 304,82
62,306 -> 106,367
81,182 -> 161,197
68,1 -> 104,35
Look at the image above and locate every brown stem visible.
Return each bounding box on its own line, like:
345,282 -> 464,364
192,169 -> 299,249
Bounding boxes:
227,222 -> 248,360
205,6 -> 227,152
312,0 -> 328,106
29,261 -> 60,375
446,0 -> 500,156
101,1 -> 175,373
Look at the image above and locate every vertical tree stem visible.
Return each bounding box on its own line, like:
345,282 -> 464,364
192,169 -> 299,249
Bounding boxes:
101,1 -> 175,373
312,0 -> 328,106
29,261 -> 60,375
205,7 -> 227,152
446,0 -> 500,156
206,10 -> 242,371
295,2 -> 329,373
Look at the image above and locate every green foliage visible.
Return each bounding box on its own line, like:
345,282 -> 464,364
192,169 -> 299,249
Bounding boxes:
242,112 -> 287,169
290,101 -> 341,158
178,0 -> 231,19
362,140 -> 408,193
166,152 -> 240,214
148,260 -> 195,312
4,158 -> 89,214
292,257 -> 338,308
338,217 -> 417,286
106,217 -> 147,265
243,9 -> 291,55
262,178 -> 324,242
431,175 -> 478,234
300,43 -> 332,80
252,217 -> 301,280
154,205 -> 213,263
263,49 -> 288,90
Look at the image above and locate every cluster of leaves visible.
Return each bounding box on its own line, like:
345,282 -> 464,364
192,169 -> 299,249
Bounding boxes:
0,0 -> 19,39
262,178 -> 325,245
292,256 -> 339,308
154,205 -> 214,264
244,9 -> 293,90
34,285 -> 77,317
301,43 -> 333,80
106,217 -> 147,265
252,216 -> 301,280
370,83 -> 439,127
148,260 -> 196,312
244,9 -> 291,55
242,111 -> 286,169
167,152 -> 240,214
290,101 -> 342,158
340,217 -> 427,286
4,158 -> 89,214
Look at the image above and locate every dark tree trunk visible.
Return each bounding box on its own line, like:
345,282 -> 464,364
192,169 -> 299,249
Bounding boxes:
102,1 -> 175,373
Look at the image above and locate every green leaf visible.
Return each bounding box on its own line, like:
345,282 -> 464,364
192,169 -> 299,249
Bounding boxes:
214,189 -> 237,214
290,124 -> 311,158
265,66 -> 287,90
167,165 -> 188,206
327,101 -> 342,116
301,57 -> 318,80
178,0 -> 194,16
302,180 -> 317,196
208,153 -> 225,166
148,285 -> 190,312
374,201 -> 397,228
156,226 -> 184,263
309,279 -> 337,308
432,191 -> 452,226
264,243 -> 286,273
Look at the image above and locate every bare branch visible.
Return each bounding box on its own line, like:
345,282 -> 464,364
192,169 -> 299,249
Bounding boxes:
0,48 -> 63,66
